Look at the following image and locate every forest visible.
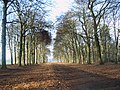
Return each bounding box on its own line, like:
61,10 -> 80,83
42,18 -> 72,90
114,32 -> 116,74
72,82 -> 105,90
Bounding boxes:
0,0 -> 120,89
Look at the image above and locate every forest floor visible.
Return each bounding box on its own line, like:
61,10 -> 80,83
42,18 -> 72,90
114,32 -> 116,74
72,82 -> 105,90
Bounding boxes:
0,63 -> 120,90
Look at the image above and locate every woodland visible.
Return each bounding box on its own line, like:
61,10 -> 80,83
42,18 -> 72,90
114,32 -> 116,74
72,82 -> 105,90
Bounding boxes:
0,0 -> 120,89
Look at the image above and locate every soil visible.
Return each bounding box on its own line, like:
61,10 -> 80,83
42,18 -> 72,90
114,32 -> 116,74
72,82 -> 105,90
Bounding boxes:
0,63 -> 120,90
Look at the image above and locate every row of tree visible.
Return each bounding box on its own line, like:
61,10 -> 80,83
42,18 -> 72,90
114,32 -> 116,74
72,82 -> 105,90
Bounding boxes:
54,0 -> 120,64
1,0 -> 52,68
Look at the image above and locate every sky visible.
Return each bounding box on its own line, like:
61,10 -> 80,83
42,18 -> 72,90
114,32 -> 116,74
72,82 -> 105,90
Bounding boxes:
48,0 -> 74,37
49,0 -> 74,21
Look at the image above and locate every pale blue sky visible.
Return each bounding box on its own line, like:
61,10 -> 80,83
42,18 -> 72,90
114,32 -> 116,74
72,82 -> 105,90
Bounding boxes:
49,0 -> 74,21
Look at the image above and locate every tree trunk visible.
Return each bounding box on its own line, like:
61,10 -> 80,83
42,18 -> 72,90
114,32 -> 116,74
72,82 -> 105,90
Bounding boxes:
94,23 -> 104,65
113,12 -> 118,64
26,41 -> 29,65
35,47 -> 38,64
10,47 -> 13,65
29,35 -> 32,65
18,24 -> 23,66
1,0 -> 8,69
8,34 -> 13,65
115,41 -> 118,64
23,36 -> 26,65
81,44 -> 85,64
87,42 -> 91,64
32,38 -> 35,64
14,46 -> 17,64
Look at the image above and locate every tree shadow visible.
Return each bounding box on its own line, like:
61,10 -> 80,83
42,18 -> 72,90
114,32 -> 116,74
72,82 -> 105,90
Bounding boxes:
0,64 -> 120,90
0,64 -> 43,84
52,64 -> 120,90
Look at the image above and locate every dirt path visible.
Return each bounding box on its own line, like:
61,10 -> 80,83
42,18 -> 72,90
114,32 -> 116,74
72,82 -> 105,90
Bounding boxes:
0,63 -> 120,90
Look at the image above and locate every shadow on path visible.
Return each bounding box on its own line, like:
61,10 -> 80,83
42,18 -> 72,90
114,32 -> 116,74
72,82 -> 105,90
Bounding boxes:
0,64 -> 120,90
52,64 -> 120,90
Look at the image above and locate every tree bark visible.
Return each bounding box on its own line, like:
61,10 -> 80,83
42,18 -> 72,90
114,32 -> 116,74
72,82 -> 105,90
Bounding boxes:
1,0 -> 8,69
87,42 -> 91,64
14,46 -> 17,64
94,24 -> 103,64
23,35 -> 26,65
26,41 -> 29,65
14,36 -> 17,64
8,32 -> 13,65
18,24 -> 23,66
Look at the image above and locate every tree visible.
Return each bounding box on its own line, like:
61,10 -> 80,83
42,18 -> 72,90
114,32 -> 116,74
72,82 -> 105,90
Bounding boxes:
12,0 -> 51,66
75,4 -> 93,64
54,12 -> 81,63
99,23 -> 111,62
1,0 -> 9,69
87,0 -> 111,64
112,9 -> 120,64
7,23 -> 14,65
